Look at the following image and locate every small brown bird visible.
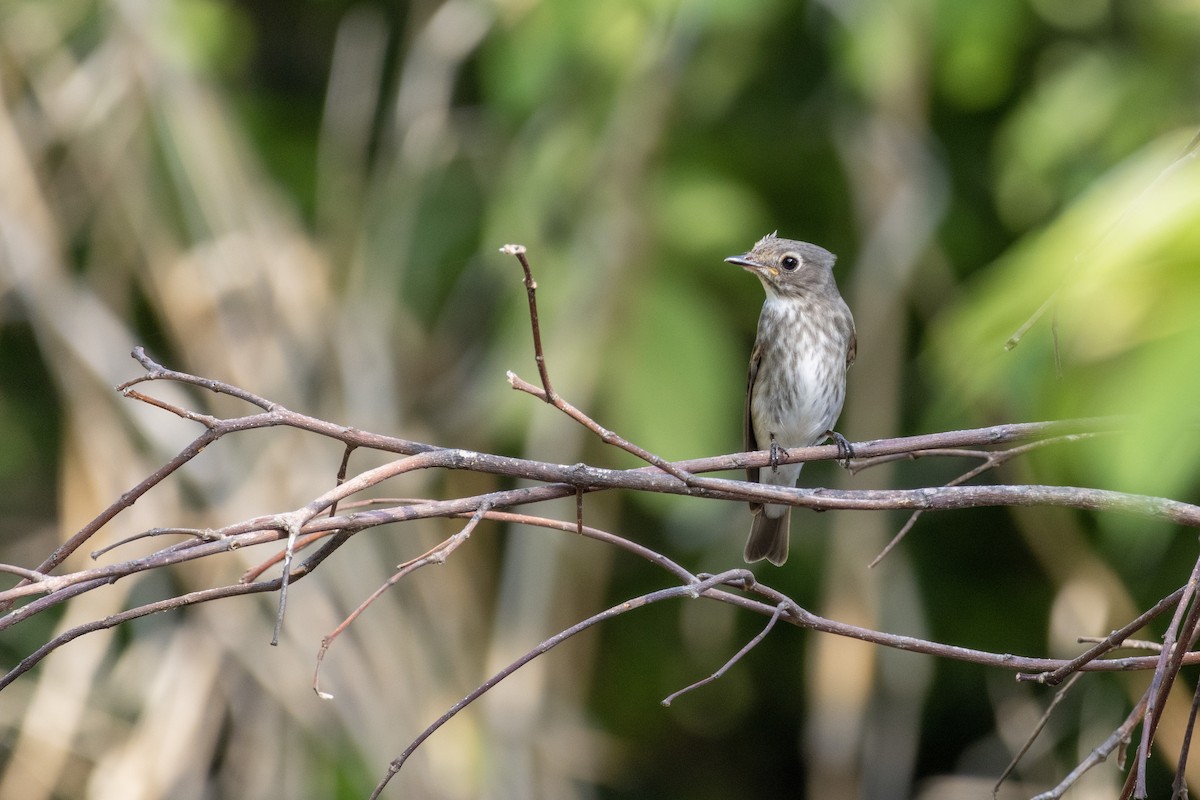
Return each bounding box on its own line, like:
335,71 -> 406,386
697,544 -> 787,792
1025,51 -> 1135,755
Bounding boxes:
726,233 -> 856,566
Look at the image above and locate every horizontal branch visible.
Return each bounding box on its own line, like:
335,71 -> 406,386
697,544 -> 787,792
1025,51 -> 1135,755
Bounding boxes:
297,460 -> 1200,532
7,438 -> 1195,627
707,585 -> 1200,676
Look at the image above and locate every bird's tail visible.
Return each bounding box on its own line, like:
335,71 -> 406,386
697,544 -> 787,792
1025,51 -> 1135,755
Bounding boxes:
744,507 -> 790,566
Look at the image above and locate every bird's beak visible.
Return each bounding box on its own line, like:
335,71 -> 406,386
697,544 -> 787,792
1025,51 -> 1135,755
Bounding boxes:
725,254 -> 778,278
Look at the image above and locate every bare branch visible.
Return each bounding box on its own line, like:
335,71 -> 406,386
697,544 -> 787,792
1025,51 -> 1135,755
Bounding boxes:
0,564 -> 51,583
1134,552 -> 1200,795
1172,679 -> 1200,799
994,673 -> 1084,797
661,600 -> 787,707
500,243 -> 555,401
870,431 -> 1106,567
121,346 -> 279,412
368,569 -> 754,799
1033,693 -> 1146,800
507,370 -> 696,484
313,503 -> 492,699
501,243 -> 695,484
1017,587 -> 1186,685
3,340 -> 1196,800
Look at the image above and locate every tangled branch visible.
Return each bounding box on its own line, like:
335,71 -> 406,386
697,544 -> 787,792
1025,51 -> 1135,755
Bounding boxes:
2,245 -> 1198,799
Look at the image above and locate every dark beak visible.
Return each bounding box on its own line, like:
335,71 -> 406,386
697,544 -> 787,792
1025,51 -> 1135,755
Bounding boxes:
725,254 -> 775,276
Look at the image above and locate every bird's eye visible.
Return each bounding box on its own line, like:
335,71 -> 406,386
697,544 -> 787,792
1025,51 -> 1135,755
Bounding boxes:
781,255 -> 800,271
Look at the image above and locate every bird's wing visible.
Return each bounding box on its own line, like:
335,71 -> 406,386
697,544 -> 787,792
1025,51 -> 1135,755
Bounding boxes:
744,339 -> 763,498
846,328 -> 857,368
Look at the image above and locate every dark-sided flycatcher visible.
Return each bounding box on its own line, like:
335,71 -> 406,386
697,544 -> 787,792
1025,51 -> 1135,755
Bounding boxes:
726,233 -> 856,566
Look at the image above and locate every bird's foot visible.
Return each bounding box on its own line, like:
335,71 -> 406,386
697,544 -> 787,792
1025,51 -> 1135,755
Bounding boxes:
769,439 -> 786,474
829,431 -> 854,468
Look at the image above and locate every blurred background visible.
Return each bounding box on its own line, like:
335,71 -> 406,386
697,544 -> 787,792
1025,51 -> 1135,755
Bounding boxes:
1,0 -> 1200,798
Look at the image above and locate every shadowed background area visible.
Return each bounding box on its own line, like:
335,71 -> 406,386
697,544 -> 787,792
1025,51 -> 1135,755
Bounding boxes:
1,1 -> 1199,798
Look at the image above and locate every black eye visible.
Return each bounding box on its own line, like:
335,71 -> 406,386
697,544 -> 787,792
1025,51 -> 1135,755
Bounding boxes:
781,255 -> 800,271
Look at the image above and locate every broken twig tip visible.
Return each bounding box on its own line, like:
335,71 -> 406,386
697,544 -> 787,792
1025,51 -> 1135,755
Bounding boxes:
499,243 -> 526,256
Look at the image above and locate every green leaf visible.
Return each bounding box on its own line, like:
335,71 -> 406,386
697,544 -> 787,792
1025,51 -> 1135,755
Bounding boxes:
931,130 -> 1200,498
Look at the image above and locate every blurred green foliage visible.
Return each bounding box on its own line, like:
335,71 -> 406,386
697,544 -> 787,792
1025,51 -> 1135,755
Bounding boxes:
2,0 -> 1200,798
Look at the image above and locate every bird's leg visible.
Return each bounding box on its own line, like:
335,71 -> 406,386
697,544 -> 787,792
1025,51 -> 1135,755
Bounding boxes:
828,430 -> 854,469
769,436 -> 785,474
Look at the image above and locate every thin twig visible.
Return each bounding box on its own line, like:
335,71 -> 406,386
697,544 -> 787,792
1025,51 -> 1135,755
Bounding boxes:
507,371 -> 696,483
1172,678 -> 1200,799
330,443 -> 357,519
500,243 -> 554,400
266,451 -> 473,645
994,673 -> 1083,797
1016,587 -> 1185,684
0,426 -> 220,611
1076,637 -> 1163,652
120,345 -> 279,411
661,600 -> 786,707
576,487 -> 584,535
1006,292 -> 1057,351
0,581 -> 276,692
0,565 -> 51,583
1033,693 -> 1147,800
91,527 -> 222,559
368,569 -> 753,799
847,447 -> 991,473
313,503 -> 491,699
501,243 -> 695,484
870,432 -> 1104,567
271,516 -> 303,646
1134,553 -> 1200,796
0,530 -> 345,693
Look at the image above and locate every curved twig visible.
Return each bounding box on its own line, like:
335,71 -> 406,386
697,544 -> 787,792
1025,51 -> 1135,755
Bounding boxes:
501,243 -> 694,484
661,601 -> 787,707
869,431 -> 1109,567
313,503 -> 493,699
368,569 -> 754,799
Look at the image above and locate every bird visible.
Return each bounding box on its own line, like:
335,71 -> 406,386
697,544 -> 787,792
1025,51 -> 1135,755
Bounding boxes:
726,232 -> 856,565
